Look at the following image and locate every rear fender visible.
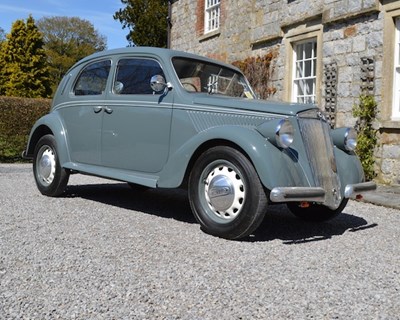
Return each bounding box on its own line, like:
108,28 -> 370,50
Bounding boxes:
24,113 -> 70,165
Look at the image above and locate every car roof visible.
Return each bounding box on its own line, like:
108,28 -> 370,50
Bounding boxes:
69,47 -> 242,73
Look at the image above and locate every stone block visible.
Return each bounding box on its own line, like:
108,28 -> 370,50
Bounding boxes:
352,36 -> 366,52
382,144 -> 400,159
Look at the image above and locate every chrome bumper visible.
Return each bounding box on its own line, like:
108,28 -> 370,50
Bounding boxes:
344,181 -> 377,199
270,181 -> 377,203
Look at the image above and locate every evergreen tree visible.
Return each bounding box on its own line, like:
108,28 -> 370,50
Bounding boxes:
114,0 -> 168,47
0,16 -> 51,98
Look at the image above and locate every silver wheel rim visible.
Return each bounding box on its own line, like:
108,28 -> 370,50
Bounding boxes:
201,161 -> 245,223
36,146 -> 56,186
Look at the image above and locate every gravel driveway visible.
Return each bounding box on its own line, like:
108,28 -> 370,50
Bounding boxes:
1,164 -> 399,319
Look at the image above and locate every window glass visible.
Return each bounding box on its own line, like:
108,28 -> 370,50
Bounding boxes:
172,57 -> 256,98
292,40 -> 317,104
114,58 -> 165,94
73,60 -> 111,96
393,17 -> 400,119
205,0 -> 221,33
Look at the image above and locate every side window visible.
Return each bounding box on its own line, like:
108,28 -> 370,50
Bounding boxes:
73,60 -> 111,96
114,58 -> 165,95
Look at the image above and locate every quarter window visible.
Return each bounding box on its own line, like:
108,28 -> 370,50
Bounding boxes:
205,0 -> 221,33
393,17 -> 400,119
73,60 -> 111,96
114,59 -> 165,94
292,40 -> 317,104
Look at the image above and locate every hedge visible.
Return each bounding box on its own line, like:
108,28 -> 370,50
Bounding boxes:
0,96 -> 51,162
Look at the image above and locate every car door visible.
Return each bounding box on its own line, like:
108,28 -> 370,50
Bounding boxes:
58,59 -> 111,165
101,57 -> 173,173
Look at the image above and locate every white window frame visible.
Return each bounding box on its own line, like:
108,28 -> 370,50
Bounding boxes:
393,17 -> 400,119
292,39 -> 317,104
205,0 -> 221,34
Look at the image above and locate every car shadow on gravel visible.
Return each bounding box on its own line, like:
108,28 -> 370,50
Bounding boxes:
64,183 -> 377,243
246,205 -> 377,243
65,182 -> 196,224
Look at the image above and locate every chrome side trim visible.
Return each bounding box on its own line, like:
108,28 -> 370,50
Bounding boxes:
344,181 -> 377,199
270,187 -> 325,203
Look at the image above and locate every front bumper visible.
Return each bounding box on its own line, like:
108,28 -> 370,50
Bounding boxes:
270,181 -> 377,203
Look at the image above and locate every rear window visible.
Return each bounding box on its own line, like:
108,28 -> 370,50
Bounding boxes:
73,60 -> 111,96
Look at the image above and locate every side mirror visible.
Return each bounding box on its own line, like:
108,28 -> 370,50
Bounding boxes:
150,75 -> 168,93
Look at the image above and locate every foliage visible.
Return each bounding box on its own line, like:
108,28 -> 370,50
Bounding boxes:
0,16 -> 52,98
0,27 -> 5,42
114,0 -> 168,47
352,95 -> 378,181
232,51 -> 277,100
37,16 -> 107,94
0,96 -> 51,162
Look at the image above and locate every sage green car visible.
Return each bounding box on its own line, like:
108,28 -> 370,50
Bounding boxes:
23,47 -> 376,239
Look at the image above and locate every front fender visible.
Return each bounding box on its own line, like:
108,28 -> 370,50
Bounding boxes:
24,113 -> 70,165
334,147 -> 366,195
158,125 -> 309,189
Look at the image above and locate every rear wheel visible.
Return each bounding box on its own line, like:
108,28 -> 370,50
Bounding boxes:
287,198 -> 348,222
188,146 -> 268,240
33,134 -> 69,197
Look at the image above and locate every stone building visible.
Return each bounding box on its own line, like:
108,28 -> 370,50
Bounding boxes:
169,0 -> 400,185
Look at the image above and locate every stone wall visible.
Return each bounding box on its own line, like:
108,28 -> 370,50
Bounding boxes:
170,0 -> 400,185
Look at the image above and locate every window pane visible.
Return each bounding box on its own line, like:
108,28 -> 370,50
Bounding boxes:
305,42 -> 313,59
304,60 -> 312,77
296,43 -> 304,60
74,60 -> 111,96
205,0 -> 221,33
115,59 -> 165,95
296,61 -> 303,78
292,39 -> 317,103
393,17 -> 400,118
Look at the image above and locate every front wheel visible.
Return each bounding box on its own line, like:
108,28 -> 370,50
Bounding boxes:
188,146 -> 268,240
287,198 -> 349,222
33,134 -> 69,197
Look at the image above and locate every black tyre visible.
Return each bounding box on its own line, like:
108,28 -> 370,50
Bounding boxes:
33,134 -> 69,197
287,198 -> 349,222
188,146 -> 268,240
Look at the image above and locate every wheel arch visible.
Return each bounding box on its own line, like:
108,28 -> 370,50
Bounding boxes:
181,139 -> 251,189
24,113 -> 70,165
25,125 -> 53,158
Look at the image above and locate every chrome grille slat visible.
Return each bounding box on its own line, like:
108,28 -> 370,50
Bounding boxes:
297,112 -> 342,209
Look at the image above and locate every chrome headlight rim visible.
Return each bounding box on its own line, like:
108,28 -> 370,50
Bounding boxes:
344,128 -> 357,151
276,119 -> 294,149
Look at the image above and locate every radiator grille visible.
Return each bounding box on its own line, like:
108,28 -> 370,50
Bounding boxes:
297,111 -> 342,209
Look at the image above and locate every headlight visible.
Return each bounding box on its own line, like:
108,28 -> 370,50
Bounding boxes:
276,119 -> 294,149
332,127 -> 357,152
257,118 -> 295,149
344,128 -> 357,151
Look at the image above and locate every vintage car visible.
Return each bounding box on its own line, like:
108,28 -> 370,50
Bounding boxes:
23,47 -> 376,239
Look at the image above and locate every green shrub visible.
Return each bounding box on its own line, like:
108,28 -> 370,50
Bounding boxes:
0,96 -> 50,162
352,95 -> 378,181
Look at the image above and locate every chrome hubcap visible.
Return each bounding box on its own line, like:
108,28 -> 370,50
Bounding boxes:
204,165 -> 245,221
38,147 -> 56,185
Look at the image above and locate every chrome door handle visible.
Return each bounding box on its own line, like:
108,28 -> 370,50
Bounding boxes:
104,106 -> 113,114
93,106 -> 103,113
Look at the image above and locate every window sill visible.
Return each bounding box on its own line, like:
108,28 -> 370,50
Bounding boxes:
199,30 -> 220,42
381,120 -> 400,129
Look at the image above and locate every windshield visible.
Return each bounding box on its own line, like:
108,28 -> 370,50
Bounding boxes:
172,57 -> 256,98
